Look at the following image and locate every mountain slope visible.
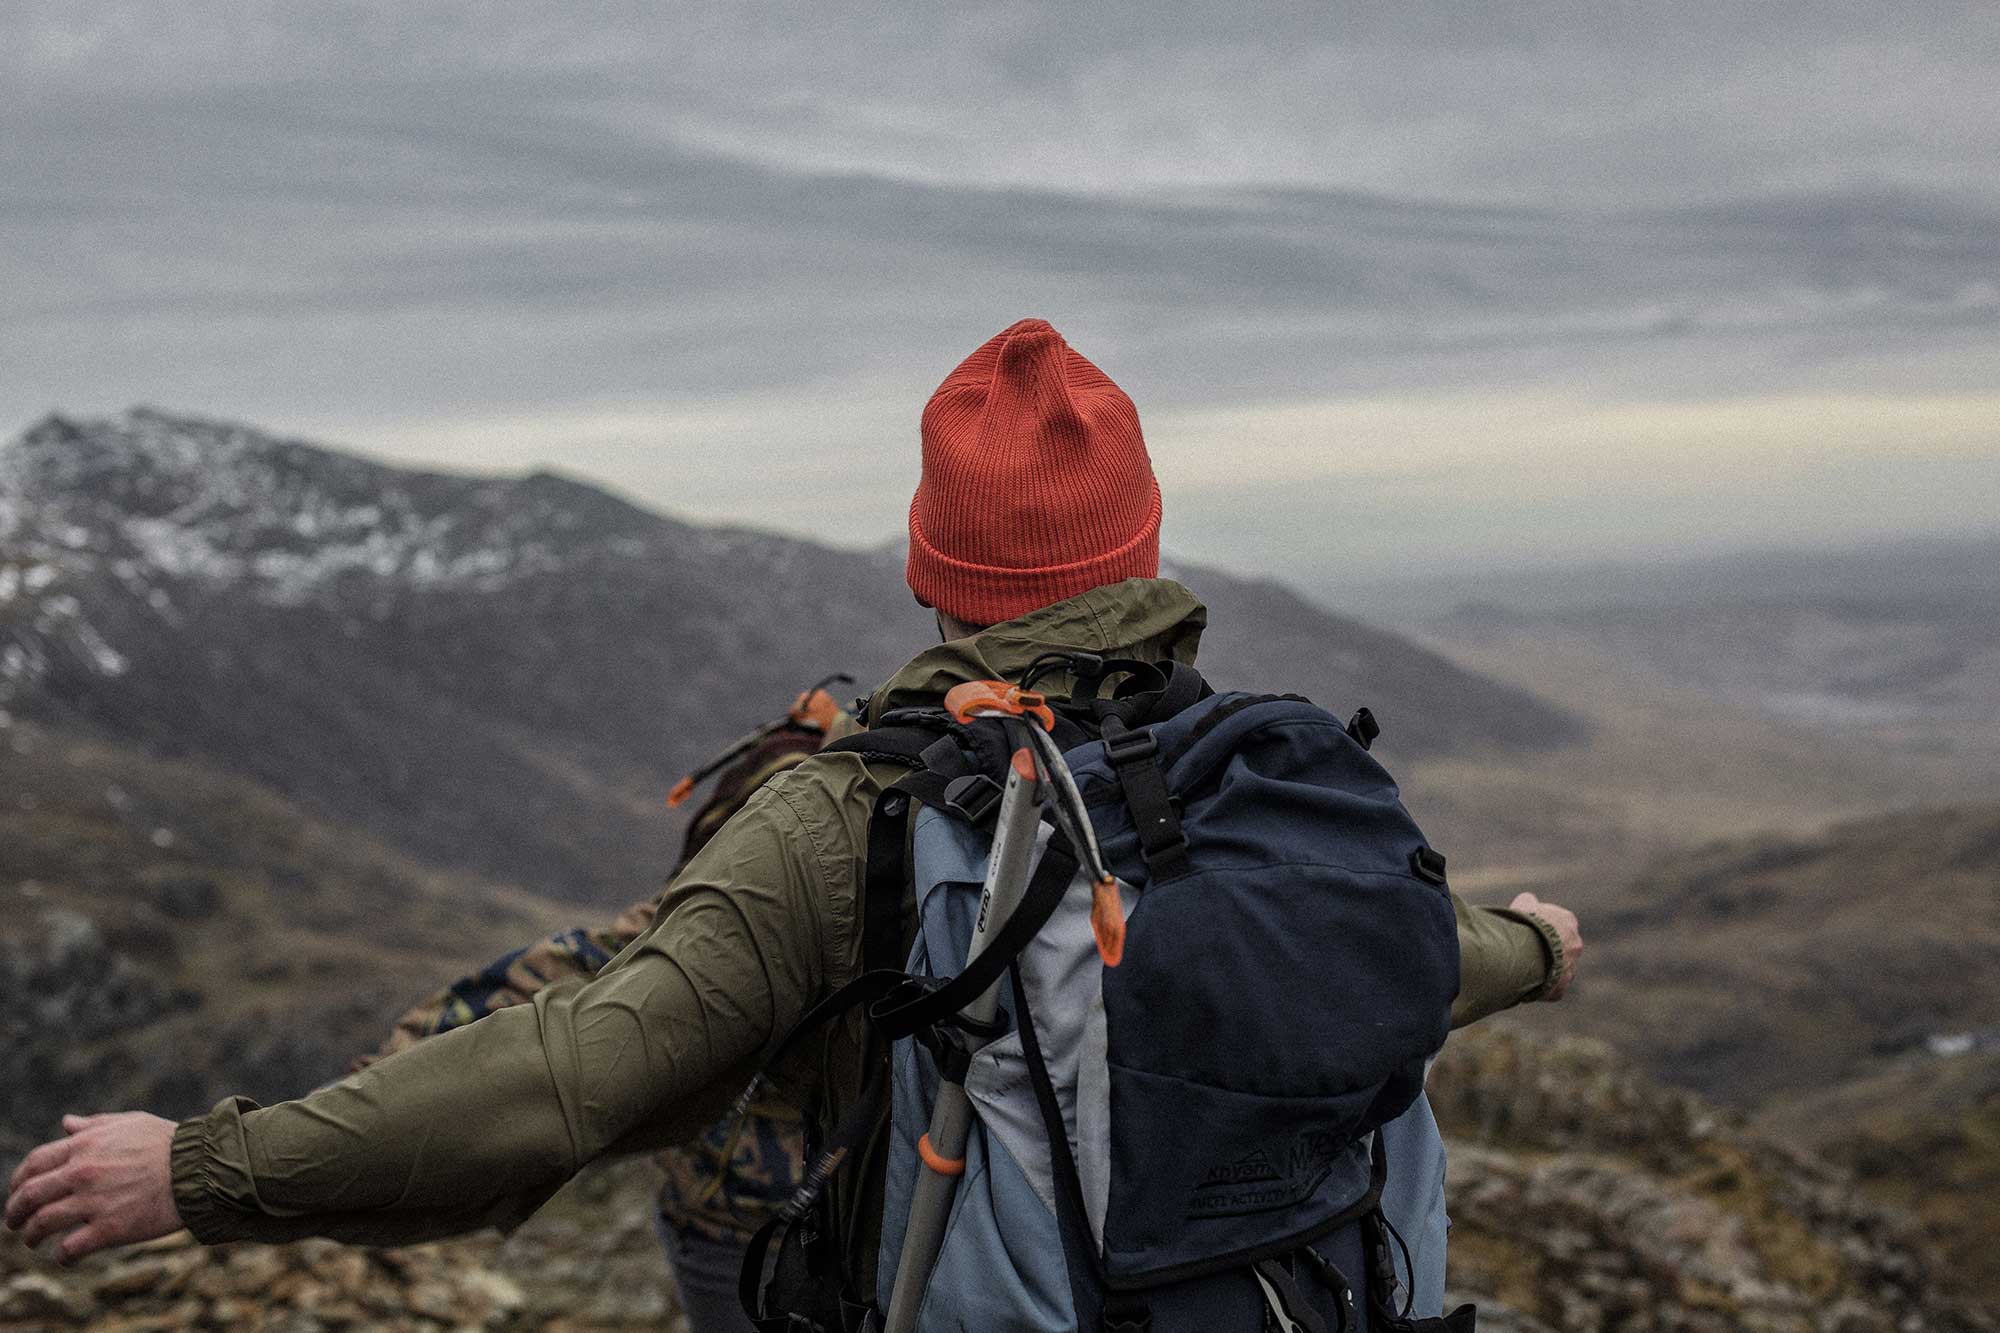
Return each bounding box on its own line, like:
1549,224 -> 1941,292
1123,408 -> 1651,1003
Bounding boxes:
0,718 -> 569,1153
2,407 -> 1580,903
1546,799 -> 2000,1108
1474,799 -> 2000,1301
1429,1028 -> 1996,1327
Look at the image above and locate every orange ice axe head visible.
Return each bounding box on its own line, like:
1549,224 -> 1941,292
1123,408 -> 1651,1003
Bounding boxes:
789,688 -> 843,732
943,680 -> 1055,731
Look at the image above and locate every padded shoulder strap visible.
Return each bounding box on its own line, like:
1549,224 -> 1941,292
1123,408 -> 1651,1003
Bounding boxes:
820,722 -> 942,768
863,787 -> 913,975
1093,660 -> 1214,731
829,715 -> 1014,974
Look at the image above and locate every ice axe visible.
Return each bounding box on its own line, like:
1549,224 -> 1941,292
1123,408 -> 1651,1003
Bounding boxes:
666,672 -> 854,808
882,680 -> 1120,1333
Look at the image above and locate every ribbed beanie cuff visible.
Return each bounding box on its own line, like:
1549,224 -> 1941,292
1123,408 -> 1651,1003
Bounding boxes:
908,319 -> 1162,626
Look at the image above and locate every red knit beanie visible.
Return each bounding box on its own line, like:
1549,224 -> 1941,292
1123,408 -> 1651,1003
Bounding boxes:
908,318 -> 1162,626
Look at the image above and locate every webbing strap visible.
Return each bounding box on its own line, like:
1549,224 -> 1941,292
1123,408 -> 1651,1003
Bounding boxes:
739,1053 -> 888,1331
1100,718 -> 1192,883
868,834 -> 1077,1042
838,717 -> 998,973
863,789 -> 912,975
1253,1258 -> 1332,1333
1011,963 -> 1108,1329
760,967 -> 907,1076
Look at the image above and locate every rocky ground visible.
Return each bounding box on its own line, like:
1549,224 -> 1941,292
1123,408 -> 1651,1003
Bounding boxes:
5,1028 -> 1991,1332
0,1160 -> 681,1332
1430,1030 -> 1996,1333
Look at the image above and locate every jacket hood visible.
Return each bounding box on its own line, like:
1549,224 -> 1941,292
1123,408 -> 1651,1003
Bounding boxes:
863,577 -> 1207,721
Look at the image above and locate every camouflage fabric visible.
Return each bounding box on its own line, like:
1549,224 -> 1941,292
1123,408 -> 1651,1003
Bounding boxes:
366,902 -> 654,1066
363,718 -> 846,1245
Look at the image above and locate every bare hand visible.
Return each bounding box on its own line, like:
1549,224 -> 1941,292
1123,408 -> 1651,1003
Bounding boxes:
1510,892 -> 1583,1001
5,1113 -> 183,1262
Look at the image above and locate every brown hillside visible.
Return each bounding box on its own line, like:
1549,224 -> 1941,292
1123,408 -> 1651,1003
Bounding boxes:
1505,801 -> 2000,1108
0,720 -> 570,1149
1430,1028 -> 1995,1329
1758,1051 -> 2000,1305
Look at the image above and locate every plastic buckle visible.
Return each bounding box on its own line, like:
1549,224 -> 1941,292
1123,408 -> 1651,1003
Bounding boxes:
912,1008 -> 1006,1082
943,773 -> 1003,824
1409,846 -> 1448,886
1345,707 -> 1380,750
1103,726 -> 1158,765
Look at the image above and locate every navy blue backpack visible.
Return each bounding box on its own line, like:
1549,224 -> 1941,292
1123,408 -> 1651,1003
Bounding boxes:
744,656 -> 1477,1333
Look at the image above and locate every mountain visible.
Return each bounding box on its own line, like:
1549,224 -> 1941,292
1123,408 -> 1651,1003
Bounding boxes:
1,407 -> 1579,904
1521,799 -> 2000,1107
5,408 -> 1994,1325
0,718 -> 570,1155
1426,1028 -> 1995,1329
1759,1046 -> 2000,1306
1479,800 -> 2000,1303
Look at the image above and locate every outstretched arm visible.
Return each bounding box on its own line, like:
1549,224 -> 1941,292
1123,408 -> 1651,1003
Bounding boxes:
1449,889 -> 1584,1028
5,786 -> 828,1260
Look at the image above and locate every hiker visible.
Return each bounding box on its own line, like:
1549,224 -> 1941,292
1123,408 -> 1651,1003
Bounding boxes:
352,679 -> 855,1333
8,319 -> 1583,1331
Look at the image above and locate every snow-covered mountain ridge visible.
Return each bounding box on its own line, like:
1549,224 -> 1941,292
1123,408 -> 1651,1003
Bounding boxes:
2,406 -> 1578,900
1,407 -> 747,603
0,408 -> 860,702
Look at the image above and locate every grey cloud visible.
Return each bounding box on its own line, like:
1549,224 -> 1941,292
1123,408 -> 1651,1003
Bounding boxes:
2,0 -> 1996,577
6,82 -> 1997,421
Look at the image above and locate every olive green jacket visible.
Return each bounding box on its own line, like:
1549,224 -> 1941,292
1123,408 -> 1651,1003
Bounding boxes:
170,579 -> 1558,1290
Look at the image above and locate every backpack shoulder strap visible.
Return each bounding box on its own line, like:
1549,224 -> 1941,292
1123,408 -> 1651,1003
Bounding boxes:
819,721 -> 940,769
1089,659 -> 1214,731
862,785 -> 914,975
822,712 -> 1015,975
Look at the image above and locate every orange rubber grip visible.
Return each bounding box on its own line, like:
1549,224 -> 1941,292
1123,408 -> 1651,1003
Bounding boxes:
1012,747 -> 1039,781
917,1132 -> 966,1177
666,775 -> 697,809
790,687 -> 842,732
1091,875 -> 1126,968
943,680 -> 1055,731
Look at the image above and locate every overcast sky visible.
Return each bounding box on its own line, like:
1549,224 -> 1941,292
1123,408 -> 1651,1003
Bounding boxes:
5,2 -> 1997,586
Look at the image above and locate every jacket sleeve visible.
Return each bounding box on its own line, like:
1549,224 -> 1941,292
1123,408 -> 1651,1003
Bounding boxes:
170,786 -> 830,1247
1449,892 -> 1560,1029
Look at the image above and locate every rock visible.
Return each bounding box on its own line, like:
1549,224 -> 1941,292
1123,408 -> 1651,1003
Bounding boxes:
0,1271 -> 97,1322
405,1278 -> 461,1322
457,1267 -> 528,1319
89,1251 -> 199,1299
1820,1298 -> 1896,1333
223,1244 -> 289,1294
206,1294 -> 266,1325
86,1316 -> 189,1333
304,1244 -> 369,1297
188,1259 -> 236,1299
146,876 -> 220,921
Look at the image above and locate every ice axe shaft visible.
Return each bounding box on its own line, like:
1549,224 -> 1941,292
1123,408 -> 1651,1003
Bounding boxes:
882,719 -> 1045,1333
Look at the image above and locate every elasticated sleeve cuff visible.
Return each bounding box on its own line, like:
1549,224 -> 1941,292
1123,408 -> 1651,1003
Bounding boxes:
170,1098 -> 263,1245
1493,907 -> 1565,1001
